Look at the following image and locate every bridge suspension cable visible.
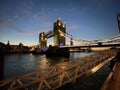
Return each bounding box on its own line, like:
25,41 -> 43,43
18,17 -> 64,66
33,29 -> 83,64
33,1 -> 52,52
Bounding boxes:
58,30 -> 120,46
98,34 -> 120,45
58,30 -> 93,46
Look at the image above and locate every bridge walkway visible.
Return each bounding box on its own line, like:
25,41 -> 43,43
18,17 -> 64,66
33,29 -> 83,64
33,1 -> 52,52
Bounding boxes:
0,50 -> 117,90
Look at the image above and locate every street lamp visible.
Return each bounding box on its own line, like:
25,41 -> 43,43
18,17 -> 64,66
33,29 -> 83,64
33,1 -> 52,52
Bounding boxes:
117,13 -> 120,33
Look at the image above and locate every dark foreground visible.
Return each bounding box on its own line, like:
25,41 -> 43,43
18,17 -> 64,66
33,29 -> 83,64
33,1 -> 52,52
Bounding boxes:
101,52 -> 120,90
57,64 -> 110,90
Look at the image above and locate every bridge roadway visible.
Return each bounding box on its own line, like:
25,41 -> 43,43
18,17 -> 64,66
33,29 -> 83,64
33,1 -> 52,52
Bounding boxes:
60,43 -> 120,48
0,50 -> 117,90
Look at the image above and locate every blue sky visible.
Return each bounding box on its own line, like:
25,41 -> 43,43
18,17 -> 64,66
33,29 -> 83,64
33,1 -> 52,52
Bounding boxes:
0,0 -> 120,46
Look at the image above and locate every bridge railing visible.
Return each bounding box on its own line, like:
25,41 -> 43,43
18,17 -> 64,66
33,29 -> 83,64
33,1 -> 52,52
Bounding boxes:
0,50 -> 117,90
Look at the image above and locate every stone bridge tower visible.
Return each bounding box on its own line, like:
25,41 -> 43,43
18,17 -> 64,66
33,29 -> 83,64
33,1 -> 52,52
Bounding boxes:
54,18 -> 66,46
39,32 -> 47,48
39,18 -> 66,47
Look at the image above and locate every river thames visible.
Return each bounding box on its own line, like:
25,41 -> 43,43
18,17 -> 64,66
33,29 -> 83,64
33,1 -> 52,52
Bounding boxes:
4,52 -> 95,79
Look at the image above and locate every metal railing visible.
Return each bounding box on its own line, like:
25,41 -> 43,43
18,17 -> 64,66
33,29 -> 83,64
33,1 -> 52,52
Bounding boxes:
0,50 -> 117,90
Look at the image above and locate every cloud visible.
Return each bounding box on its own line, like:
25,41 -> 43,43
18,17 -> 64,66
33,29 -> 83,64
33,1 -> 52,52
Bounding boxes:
32,11 -> 50,23
0,18 -> 44,35
67,24 -> 80,30
18,29 -> 44,35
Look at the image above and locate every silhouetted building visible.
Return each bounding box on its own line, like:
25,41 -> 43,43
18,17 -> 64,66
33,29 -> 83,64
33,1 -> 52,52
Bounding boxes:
19,42 -> 24,48
6,40 -> 11,54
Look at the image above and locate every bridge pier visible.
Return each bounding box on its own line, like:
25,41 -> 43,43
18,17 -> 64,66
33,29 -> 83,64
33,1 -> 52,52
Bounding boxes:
45,46 -> 70,58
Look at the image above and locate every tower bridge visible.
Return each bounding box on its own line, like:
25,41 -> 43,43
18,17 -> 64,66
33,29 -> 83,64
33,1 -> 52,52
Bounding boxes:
39,18 -> 120,50
39,18 -> 66,48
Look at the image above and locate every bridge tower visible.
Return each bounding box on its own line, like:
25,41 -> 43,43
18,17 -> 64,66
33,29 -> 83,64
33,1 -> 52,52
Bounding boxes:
54,18 -> 66,46
39,32 -> 47,48
70,37 -> 73,46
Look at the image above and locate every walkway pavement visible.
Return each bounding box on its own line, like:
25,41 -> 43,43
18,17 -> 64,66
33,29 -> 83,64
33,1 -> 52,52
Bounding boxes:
101,61 -> 120,90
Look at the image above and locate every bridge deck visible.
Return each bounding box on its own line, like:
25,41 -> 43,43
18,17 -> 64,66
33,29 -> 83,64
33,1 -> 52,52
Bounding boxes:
101,61 -> 120,90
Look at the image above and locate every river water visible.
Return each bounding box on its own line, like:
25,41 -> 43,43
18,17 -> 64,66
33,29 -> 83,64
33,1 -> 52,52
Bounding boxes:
4,52 -> 95,79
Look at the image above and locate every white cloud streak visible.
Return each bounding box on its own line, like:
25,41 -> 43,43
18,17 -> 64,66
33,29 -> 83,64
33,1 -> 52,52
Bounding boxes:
0,19 -> 45,35
67,24 -> 80,30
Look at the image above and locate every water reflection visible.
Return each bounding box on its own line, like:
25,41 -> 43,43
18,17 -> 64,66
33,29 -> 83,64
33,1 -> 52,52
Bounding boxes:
70,52 -> 95,60
37,55 -> 50,70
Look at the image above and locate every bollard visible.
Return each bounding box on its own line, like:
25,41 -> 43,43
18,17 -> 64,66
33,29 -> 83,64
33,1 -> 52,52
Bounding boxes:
0,47 -> 5,81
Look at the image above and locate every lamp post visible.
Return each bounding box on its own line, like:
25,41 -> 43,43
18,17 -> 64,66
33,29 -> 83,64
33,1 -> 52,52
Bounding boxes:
117,13 -> 120,33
